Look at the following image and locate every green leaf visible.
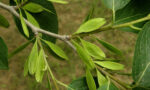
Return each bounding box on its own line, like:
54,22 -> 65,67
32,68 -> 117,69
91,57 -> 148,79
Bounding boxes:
0,37 -> 8,69
81,39 -> 105,60
28,39 -> 38,75
24,10 -> 40,27
0,14 -> 9,28
23,2 -> 44,13
115,0 -> 150,33
43,40 -> 68,60
96,39 -> 122,55
97,79 -> 118,90
72,40 -> 95,70
10,0 -> 58,43
132,87 -> 150,90
48,0 -> 68,4
35,49 -> 47,82
95,61 -> 124,70
24,58 -> 29,77
20,10 -> 29,37
97,70 -> 107,86
75,18 -> 106,34
86,69 -> 96,90
132,21 -> 150,87
101,0 -> 130,11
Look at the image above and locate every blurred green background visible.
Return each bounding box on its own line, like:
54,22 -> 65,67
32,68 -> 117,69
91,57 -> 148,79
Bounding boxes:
0,0 -> 137,90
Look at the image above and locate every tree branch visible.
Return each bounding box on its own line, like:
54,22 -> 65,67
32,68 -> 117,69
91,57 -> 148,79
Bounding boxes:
0,2 -> 76,51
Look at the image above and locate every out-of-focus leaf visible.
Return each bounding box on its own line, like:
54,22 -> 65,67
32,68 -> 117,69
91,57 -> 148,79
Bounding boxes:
28,39 -> 38,75
72,40 -> 95,70
95,61 -> 124,70
0,37 -> 8,69
132,21 -> 150,87
24,58 -> 29,76
97,70 -> 107,86
35,49 -> 47,82
43,40 -> 68,60
96,39 -> 122,55
86,69 -> 96,90
25,10 -> 40,27
75,18 -> 106,34
101,0 -> 130,11
81,39 -> 105,60
48,0 -> 68,4
0,14 -> 9,28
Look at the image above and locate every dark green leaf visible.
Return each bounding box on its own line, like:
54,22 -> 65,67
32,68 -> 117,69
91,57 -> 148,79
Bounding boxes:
115,0 -> 150,33
81,39 -> 105,60
0,14 -> 9,28
10,0 -> 58,43
0,37 -> 8,69
95,61 -> 124,70
96,39 -> 122,55
43,40 -> 68,60
72,40 -> 95,70
132,87 -> 150,90
86,69 -> 96,90
75,18 -> 106,34
132,21 -> 150,87
101,0 -> 130,11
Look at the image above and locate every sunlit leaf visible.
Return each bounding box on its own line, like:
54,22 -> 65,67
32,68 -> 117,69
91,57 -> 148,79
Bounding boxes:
97,70 -> 107,86
86,69 -> 96,90
95,61 -> 124,70
72,40 -> 95,70
48,0 -> 68,4
43,40 -> 68,60
81,39 -> 105,60
75,18 -> 106,34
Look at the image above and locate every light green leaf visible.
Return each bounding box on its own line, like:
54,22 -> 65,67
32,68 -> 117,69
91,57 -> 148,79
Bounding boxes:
75,18 -> 106,34
24,10 -> 40,28
35,49 -> 47,82
96,39 -> 122,55
43,40 -> 68,60
0,14 -> 9,28
86,69 -> 96,90
23,2 -> 44,13
97,70 -> 107,86
48,0 -> 68,4
20,10 -> 29,37
95,61 -> 124,70
72,40 -> 95,70
81,39 -> 105,60
28,39 -> 38,75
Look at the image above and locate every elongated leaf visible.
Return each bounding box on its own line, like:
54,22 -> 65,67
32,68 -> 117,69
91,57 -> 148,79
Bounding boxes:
95,61 -> 124,70
96,39 -> 122,55
24,10 -> 40,27
48,0 -> 68,4
0,14 -> 9,28
23,2 -> 44,13
0,37 -> 8,69
20,10 -> 29,37
86,69 -> 96,90
132,21 -> 150,87
28,40 -> 38,75
10,0 -> 58,43
97,70 -> 107,86
35,49 -> 47,82
101,0 -> 130,11
72,40 -> 95,70
75,18 -> 106,34
43,40 -> 68,60
24,58 -> 29,76
115,0 -> 150,33
81,39 -> 105,60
